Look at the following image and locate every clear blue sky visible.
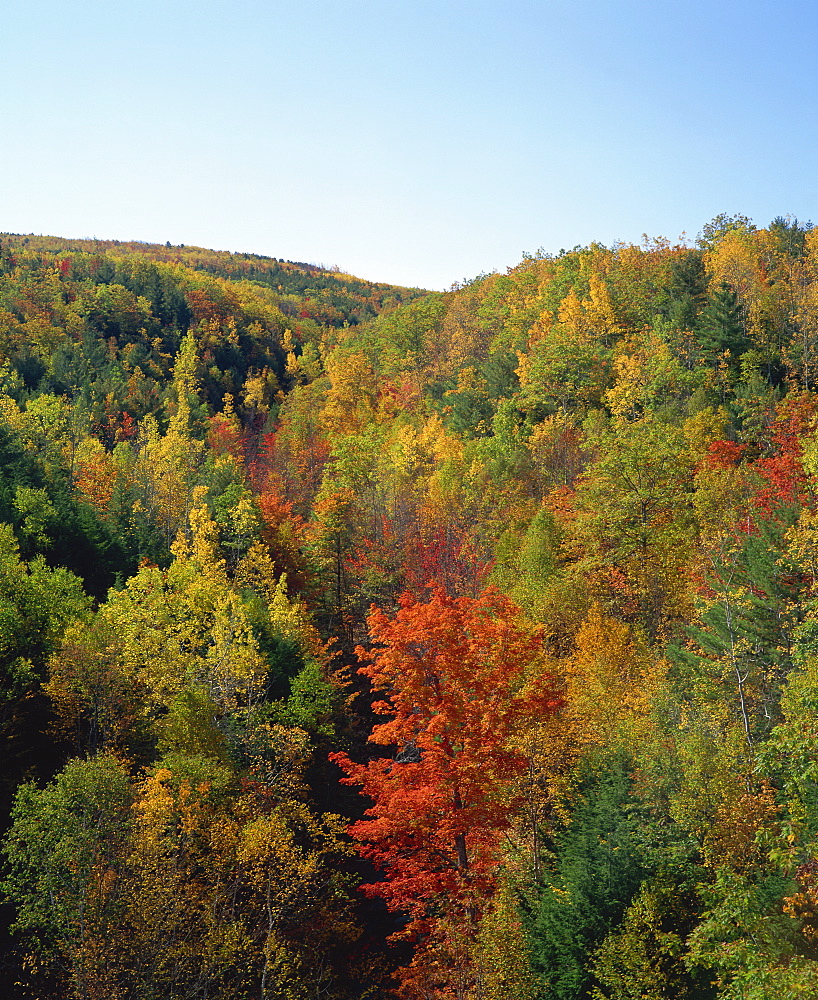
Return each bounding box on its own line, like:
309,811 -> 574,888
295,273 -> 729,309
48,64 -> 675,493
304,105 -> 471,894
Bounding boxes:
2,1 -> 817,290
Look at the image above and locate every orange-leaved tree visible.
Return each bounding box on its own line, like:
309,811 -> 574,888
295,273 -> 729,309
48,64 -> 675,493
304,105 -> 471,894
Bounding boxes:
330,587 -> 561,999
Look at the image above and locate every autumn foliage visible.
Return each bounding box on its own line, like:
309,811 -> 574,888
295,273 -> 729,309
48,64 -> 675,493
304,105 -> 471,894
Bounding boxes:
331,588 -> 560,996
10,220 -> 818,998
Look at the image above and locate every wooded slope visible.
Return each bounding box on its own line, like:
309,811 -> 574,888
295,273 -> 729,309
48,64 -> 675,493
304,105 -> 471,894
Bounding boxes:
2,215 -> 818,999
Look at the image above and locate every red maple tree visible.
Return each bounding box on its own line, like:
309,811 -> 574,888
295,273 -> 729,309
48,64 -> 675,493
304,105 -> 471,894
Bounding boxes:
330,587 -> 560,997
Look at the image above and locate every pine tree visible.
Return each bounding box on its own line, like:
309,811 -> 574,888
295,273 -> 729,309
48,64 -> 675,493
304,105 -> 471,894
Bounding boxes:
696,283 -> 749,362
523,755 -> 648,1000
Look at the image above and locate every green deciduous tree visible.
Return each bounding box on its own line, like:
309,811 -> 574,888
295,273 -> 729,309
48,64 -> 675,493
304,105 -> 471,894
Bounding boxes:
2,754 -> 132,999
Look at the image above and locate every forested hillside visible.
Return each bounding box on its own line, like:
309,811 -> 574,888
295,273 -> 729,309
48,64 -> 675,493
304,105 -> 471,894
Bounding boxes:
3,216 -> 818,999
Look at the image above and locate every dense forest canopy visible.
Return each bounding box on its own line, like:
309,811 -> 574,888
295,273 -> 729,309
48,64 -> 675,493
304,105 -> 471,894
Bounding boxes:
3,215 -> 818,998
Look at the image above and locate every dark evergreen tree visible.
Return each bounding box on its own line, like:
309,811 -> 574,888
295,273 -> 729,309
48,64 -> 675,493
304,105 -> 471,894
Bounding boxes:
661,249 -> 708,332
696,283 -> 749,363
524,755 -> 648,1000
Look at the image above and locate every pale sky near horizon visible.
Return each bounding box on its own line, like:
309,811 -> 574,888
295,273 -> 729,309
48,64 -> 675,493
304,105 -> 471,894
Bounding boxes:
2,1 -> 817,290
